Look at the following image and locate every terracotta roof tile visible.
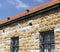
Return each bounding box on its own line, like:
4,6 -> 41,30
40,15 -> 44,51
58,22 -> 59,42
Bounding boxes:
0,0 -> 60,25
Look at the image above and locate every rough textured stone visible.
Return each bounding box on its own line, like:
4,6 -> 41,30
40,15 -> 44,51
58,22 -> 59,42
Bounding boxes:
0,6 -> 60,52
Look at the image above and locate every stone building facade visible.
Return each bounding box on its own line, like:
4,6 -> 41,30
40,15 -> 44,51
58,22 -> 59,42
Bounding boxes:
0,0 -> 60,52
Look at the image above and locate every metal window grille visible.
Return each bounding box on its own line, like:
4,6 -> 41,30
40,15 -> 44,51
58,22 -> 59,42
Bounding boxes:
40,30 -> 55,52
10,37 -> 19,52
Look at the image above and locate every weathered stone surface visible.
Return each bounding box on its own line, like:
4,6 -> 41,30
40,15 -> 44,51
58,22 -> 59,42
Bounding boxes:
0,7 -> 60,52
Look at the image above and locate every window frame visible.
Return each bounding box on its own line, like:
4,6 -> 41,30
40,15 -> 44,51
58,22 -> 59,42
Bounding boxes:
10,37 -> 19,52
40,30 -> 55,52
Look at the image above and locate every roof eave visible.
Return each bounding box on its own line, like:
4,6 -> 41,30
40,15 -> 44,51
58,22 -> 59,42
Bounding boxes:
0,0 -> 60,26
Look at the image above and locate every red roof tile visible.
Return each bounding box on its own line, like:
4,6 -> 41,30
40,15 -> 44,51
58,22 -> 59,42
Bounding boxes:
0,0 -> 60,25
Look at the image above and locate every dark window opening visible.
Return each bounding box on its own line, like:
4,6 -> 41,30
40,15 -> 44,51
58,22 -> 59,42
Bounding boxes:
40,30 -> 55,52
10,37 -> 19,52
29,22 -> 32,26
3,30 -> 5,32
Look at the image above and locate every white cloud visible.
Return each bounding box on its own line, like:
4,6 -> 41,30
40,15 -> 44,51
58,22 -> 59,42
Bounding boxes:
6,0 -> 30,9
0,3 -> 2,8
16,0 -> 29,9
6,0 -> 15,5
36,0 -> 44,2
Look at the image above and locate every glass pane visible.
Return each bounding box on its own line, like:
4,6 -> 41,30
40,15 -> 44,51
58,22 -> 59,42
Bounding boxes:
44,44 -> 50,49
51,44 -> 55,49
51,49 -> 55,52
44,49 -> 48,52
14,47 -> 18,52
43,34 -> 51,43
51,36 -> 54,43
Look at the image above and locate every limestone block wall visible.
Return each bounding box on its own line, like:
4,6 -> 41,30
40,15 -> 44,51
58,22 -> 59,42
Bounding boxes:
0,7 -> 60,52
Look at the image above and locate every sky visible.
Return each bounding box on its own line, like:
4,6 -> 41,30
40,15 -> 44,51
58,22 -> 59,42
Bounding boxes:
0,0 -> 52,21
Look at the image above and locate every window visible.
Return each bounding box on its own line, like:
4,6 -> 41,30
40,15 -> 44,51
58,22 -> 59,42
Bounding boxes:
40,30 -> 55,52
11,37 -> 19,52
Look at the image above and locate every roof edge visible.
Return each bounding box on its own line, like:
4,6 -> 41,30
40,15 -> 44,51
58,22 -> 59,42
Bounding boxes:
0,0 -> 60,25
